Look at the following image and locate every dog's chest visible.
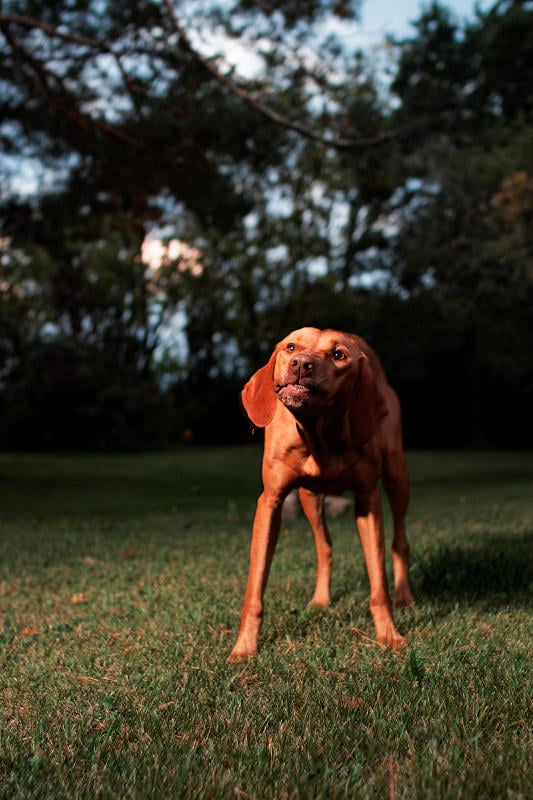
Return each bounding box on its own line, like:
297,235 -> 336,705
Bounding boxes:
300,451 -> 363,492
297,422 -> 365,485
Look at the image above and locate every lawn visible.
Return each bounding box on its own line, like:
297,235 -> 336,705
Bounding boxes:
0,448 -> 531,799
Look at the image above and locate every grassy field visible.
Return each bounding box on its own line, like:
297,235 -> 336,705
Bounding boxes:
0,448 -> 531,799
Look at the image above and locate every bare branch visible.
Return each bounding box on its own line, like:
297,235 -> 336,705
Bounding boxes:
0,13 -> 111,52
161,0 -> 392,151
0,12 -> 146,146
0,7 -> 392,152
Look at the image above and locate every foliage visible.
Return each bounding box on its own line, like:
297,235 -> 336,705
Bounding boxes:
0,1 -> 532,448
388,0 -> 533,445
0,448 -> 531,797
0,196 -> 181,449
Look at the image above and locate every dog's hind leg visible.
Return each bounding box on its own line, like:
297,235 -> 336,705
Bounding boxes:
299,488 -> 332,609
382,448 -> 414,608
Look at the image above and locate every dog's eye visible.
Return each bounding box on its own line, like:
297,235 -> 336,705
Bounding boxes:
286,343 -> 296,352
333,349 -> 346,361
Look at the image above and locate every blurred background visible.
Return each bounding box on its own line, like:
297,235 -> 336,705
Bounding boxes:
0,0 -> 531,451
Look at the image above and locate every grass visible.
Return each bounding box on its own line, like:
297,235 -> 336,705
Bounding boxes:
0,447 -> 531,799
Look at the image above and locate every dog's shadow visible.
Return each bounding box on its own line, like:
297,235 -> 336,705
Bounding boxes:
412,532 -> 533,609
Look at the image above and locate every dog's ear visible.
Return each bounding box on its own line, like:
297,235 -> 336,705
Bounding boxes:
241,352 -> 278,428
349,352 -> 389,444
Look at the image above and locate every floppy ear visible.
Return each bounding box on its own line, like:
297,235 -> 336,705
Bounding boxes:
241,352 -> 278,428
350,353 -> 389,444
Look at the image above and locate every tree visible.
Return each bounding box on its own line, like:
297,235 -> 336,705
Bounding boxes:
387,0 -> 533,445
1,0 -> 531,448
0,191 -> 181,449
1,0 -> 390,447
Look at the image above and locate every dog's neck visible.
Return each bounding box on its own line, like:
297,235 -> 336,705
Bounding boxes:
293,407 -> 359,458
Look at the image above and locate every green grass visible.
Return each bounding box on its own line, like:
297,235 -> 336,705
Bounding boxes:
0,448 -> 531,799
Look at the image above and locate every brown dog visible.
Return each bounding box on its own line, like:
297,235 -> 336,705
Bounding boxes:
229,327 -> 414,662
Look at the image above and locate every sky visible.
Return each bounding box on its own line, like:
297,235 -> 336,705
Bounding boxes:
312,0 -> 498,55
213,0 -> 497,79
357,0 -> 493,41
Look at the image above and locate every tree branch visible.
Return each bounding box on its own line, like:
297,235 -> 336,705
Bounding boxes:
0,13 -> 111,52
0,12 -> 147,147
0,7 -> 393,152
161,0 -> 392,152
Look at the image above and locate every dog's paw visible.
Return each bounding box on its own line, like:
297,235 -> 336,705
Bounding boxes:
227,643 -> 257,663
393,585 -> 415,608
378,627 -> 408,650
307,596 -> 330,610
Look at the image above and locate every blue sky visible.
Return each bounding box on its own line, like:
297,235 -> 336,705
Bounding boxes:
359,0 -> 494,39
314,0 -> 497,53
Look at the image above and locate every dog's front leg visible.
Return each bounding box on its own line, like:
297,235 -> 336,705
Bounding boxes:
355,488 -> 407,650
228,492 -> 283,662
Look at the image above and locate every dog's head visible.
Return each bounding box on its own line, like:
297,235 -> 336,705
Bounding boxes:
242,327 -> 388,443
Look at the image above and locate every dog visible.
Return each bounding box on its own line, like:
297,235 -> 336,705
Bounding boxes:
229,327 -> 414,662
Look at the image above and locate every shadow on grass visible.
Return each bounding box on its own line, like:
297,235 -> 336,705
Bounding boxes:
415,533 -> 533,608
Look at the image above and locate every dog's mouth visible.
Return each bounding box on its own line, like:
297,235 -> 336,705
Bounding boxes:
276,381 -> 314,404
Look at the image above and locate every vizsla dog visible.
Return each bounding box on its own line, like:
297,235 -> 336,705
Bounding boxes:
229,327 -> 414,662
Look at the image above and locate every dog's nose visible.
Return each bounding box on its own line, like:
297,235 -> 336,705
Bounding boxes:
290,354 -> 314,381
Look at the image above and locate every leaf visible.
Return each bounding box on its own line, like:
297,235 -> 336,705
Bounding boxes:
70,592 -> 90,605
17,627 -> 38,639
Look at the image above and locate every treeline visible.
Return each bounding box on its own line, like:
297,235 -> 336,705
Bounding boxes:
0,0 -> 531,450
